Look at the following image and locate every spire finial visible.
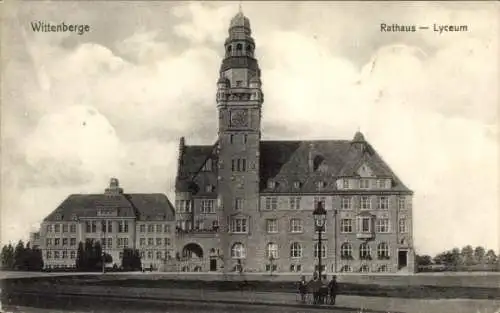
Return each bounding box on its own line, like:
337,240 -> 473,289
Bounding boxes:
238,1 -> 243,13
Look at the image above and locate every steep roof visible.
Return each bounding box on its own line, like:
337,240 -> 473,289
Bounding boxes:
44,193 -> 175,222
175,135 -> 412,195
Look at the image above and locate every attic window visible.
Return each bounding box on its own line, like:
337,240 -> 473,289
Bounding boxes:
55,214 -> 62,221
267,181 -> 276,189
205,184 -> 215,193
71,214 -> 78,221
316,181 -> 326,189
293,181 -> 302,189
202,159 -> 213,171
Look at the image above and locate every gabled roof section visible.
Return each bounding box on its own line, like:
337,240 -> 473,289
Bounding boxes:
44,193 -> 175,222
176,140 -> 219,194
260,135 -> 411,193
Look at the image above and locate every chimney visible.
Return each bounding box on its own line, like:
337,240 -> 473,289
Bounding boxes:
308,143 -> 315,172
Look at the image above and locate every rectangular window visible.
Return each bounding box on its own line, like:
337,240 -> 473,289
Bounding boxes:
164,238 -> 171,246
243,134 -> 248,144
376,218 -> 390,233
357,217 -> 372,233
46,238 -> 52,246
175,200 -> 192,213
70,238 -> 76,246
234,198 -> 244,211
230,218 -> 248,233
290,219 -> 303,233
147,251 -> 153,259
201,200 -> 215,213
101,221 -> 107,233
54,224 -> 60,232
62,251 -> 68,259
360,179 -> 370,189
62,238 -> 68,246
156,251 -> 162,259
54,251 -> 60,259
140,238 -> 146,247
378,197 -> 389,210
156,224 -> 162,233
398,197 -> 406,210
107,238 -> 112,248
313,196 -> 326,209
230,134 -> 234,144
341,197 -> 351,210
54,238 -> 60,246
289,197 -> 301,210
265,197 -> 278,210
266,219 -> 278,233
147,224 -> 154,232
376,179 -> 386,189
340,219 -> 353,233
148,238 -> 154,246
46,224 -> 52,233
140,224 -> 146,233
399,219 -> 408,233
164,224 -> 171,233
156,238 -> 162,246
70,251 -> 76,259
231,158 -> 247,172
118,221 -> 129,233
70,224 -> 76,233
360,196 -> 371,210
342,179 -> 350,189
62,224 -> 68,233
46,251 -> 52,259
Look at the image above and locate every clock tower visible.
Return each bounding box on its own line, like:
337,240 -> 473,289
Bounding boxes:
216,10 -> 263,273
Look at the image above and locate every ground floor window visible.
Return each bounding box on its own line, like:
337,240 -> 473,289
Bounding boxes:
265,264 -> 277,272
377,265 -> 389,272
360,264 -> 370,272
340,265 -> 352,272
290,264 -> 302,272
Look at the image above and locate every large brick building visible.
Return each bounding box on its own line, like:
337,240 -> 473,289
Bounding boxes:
173,11 -> 415,274
39,178 -> 176,270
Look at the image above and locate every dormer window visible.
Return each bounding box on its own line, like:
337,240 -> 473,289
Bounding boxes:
236,80 -> 243,87
71,214 -> 78,221
267,181 -> 276,189
55,214 -> 62,221
293,181 -> 302,189
342,179 -> 350,189
202,159 -> 213,171
205,184 -> 214,193
360,179 -> 370,189
316,181 -> 326,189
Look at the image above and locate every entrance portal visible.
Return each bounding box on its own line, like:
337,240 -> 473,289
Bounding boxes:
182,243 -> 204,259
398,250 -> 408,269
210,258 -> 217,271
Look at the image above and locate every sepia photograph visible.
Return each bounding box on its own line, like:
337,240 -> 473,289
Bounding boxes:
0,1 -> 499,312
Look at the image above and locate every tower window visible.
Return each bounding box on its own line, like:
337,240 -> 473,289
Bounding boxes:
243,134 -> 248,144
227,45 -> 232,53
230,134 -> 234,144
236,43 -> 242,51
231,158 -> 246,172
236,80 -> 243,87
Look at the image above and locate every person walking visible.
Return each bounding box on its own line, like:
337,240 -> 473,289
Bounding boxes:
310,272 -> 320,305
319,275 -> 328,304
328,275 -> 338,305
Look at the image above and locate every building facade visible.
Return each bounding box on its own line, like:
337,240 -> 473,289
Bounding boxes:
39,178 -> 176,270
173,11 -> 416,274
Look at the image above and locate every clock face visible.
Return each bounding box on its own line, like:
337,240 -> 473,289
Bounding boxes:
230,110 -> 248,127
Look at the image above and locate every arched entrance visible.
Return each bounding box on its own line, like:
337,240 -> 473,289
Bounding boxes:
182,243 -> 204,259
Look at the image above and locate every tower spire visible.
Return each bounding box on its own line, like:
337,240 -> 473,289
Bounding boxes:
238,0 -> 242,13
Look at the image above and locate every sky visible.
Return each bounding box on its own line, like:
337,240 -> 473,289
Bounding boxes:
1,1 -> 498,256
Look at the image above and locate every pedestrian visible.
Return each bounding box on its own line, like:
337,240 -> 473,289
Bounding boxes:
328,275 -> 338,305
297,275 -> 308,303
319,275 -> 328,304
310,272 -> 320,304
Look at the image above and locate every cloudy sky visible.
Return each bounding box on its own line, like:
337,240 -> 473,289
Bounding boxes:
1,1 -> 498,255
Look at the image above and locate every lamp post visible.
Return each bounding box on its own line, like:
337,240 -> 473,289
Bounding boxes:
313,202 -> 327,279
